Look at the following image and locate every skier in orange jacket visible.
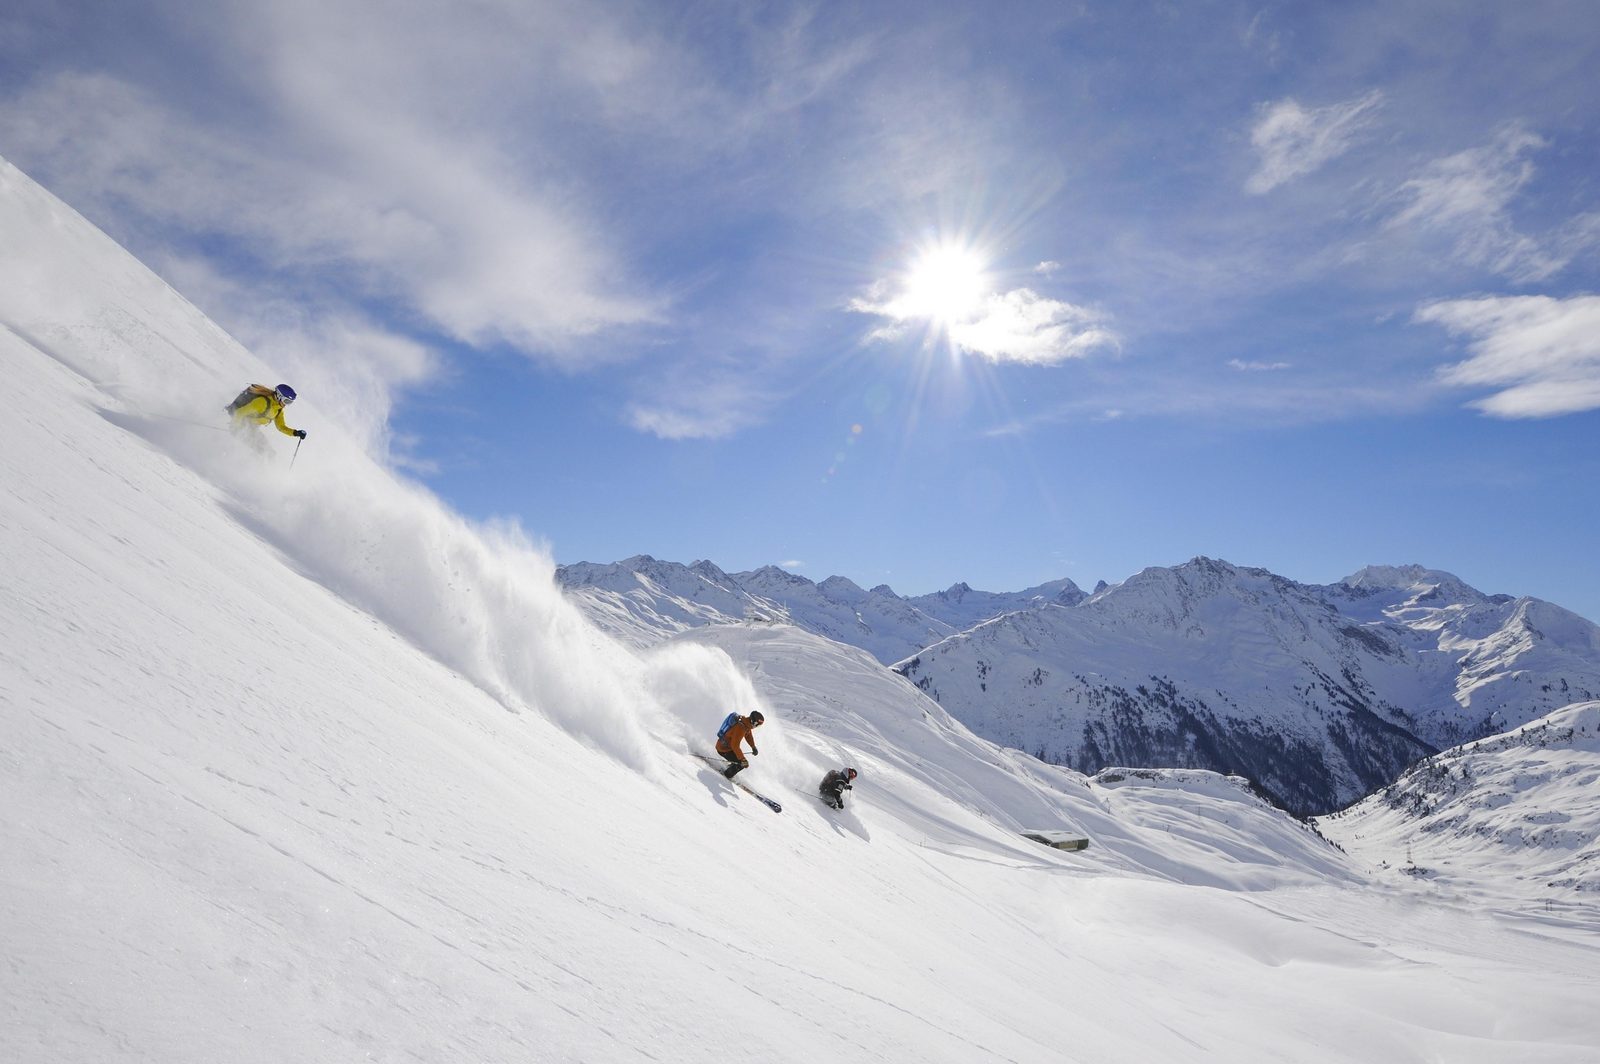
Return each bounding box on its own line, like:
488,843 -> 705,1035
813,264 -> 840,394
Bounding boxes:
715,710 -> 764,779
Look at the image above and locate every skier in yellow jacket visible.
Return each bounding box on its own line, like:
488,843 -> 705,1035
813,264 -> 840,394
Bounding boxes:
227,383 -> 306,441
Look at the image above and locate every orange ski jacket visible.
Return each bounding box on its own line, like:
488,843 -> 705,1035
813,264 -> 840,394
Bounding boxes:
715,716 -> 759,759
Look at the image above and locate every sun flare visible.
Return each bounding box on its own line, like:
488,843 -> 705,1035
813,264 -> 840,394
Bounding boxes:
897,243 -> 990,326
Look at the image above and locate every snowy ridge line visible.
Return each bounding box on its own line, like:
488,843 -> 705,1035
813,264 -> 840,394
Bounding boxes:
556,553 -> 1087,663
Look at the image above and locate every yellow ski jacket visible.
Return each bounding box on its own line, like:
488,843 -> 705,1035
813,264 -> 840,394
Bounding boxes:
231,391 -> 300,437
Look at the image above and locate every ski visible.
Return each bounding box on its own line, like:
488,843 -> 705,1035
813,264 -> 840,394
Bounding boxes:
689,752 -> 783,813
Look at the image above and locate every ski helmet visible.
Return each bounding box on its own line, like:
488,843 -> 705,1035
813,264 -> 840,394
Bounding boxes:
845,767 -> 857,780
749,710 -> 765,725
275,384 -> 297,402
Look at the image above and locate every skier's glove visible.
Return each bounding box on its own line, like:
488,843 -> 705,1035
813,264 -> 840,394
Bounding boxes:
294,429 -> 308,439
844,783 -> 852,790
750,746 -> 759,756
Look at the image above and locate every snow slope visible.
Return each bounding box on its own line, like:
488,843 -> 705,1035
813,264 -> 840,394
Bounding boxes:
5,155 -> 1600,1063
1320,702 -> 1600,914
668,622 -> 1353,892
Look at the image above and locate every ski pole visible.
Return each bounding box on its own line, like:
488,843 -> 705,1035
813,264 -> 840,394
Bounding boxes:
290,436 -> 303,469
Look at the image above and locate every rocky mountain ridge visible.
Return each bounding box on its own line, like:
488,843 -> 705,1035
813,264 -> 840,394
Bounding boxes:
894,558 -> 1600,815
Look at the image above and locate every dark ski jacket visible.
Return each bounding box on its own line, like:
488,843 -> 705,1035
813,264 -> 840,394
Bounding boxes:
820,770 -> 853,802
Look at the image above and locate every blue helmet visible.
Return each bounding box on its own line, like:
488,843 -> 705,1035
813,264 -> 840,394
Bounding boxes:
275,384 -> 297,402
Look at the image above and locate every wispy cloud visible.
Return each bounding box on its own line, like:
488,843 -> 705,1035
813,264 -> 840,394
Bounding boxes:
1227,358 -> 1292,372
624,368 -> 778,441
1416,294 -> 1600,417
0,70 -> 662,362
625,404 -> 747,442
852,284 -> 1117,365
1386,125 -> 1598,283
1246,90 -> 1383,194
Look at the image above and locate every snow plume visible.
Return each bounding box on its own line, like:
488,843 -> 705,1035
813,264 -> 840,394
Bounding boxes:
0,154 -> 744,774
211,450 -> 659,767
640,640 -> 767,750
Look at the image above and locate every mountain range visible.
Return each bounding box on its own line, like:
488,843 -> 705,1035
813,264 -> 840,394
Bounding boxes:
555,554 -> 1085,663
559,555 -> 1600,816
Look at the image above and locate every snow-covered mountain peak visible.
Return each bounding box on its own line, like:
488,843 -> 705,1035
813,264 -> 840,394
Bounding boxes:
1339,564 -> 1491,607
737,564 -> 815,591
817,574 -> 868,601
1121,556 -> 1283,596
688,557 -> 734,583
1510,598 -> 1600,654
906,576 -> 1087,634
1082,555 -> 1322,634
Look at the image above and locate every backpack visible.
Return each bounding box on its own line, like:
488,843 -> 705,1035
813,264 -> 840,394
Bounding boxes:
227,384 -> 276,415
717,712 -> 738,739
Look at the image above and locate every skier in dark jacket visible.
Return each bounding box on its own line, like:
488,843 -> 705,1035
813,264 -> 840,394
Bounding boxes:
715,710 -> 764,779
819,767 -> 857,809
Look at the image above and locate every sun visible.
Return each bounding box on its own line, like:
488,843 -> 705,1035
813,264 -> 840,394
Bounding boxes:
897,242 -> 990,326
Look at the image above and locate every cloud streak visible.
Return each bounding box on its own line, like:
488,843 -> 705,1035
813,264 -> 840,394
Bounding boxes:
1386,126 -> 1600,284
624,368 -> 779,441
0,70 -> 662,362
1417,294 -> 1600,417
1247,90 -> 1383,194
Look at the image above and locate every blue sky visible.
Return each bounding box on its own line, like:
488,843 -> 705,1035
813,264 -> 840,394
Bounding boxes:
4,0 -> 1598,618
